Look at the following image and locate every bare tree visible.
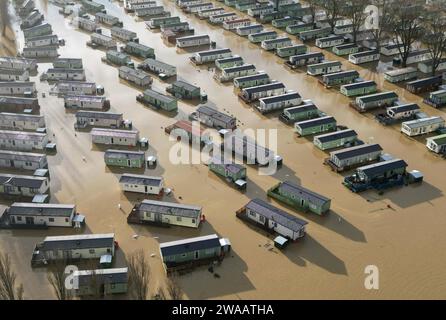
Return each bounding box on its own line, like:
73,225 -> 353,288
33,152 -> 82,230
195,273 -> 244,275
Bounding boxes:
387,1 -> 426,67
127,250 -> 150,300
152,287 -> 167,300
319,0 -> 346,33
0,0 -> 9,37
47,260 -> 72,300
422,3 -> 446,75
0,251 -> 24,300
302,0 -> 320,23
344,0 -> 369,44
166,272 -> 183,300
369,0 -> 393,50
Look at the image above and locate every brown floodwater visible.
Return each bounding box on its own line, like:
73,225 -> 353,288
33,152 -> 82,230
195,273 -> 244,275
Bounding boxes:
1,0 -> 446,299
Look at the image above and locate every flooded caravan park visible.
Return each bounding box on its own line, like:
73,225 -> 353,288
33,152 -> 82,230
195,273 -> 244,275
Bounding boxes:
1,0 -> 446,299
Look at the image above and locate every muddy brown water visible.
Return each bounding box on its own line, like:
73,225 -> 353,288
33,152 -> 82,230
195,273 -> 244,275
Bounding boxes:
0,0 -> 446,299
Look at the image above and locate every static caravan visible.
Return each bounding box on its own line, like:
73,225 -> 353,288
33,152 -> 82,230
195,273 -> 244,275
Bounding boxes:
349,50 -> 380,65
334,24 -> 353,35
236,24 -> 263,36
418,59 -> 446,74
294,116 -> 337,137
18,0 -> 35,16
261,37 -> 293,51
287,52 -> 324,68
340,80 -> 377,97
267,181 -> 331,216
81,0 -> 105,13
74,17 -> 99,32
191,48 -> 232,64
0,130 -> 48,151
332,43 -> 359,56
248,31 -> 277,44
147,16 -> 181,29
299,27 -> 331,42
119,174 -> 163,195
118,66 -> 153,87
53,58 -> 83,69
110,27 -> 138,42
313,129 -> 358,151
233,72 -> 270,89
104,149 -> 145,168
104,50 -> 132,66
406,76 -> 442,94
23,23 -> 52,40
272,17 -> 297,29
31,233 -> 115,266
354,92 -> 398,112
424,90 -> 446,108
184,2 -> 213,14
159,234 -> 227,270
128,199 -> 202,228
223,18 -> 251,31
164,120 -> 210,145
198,7 -> 225,19
279,100 -> 319,123
322,70 -> 360,87
0,57 -> 37,71
22,45 -> 59,58
209,12 -> 237,24
56,81 -> 101,96
404,49 -> 431,65
208,157 -> 246,185
123,42 -> 155,59
307,61 -> 342,76
257,92 -> 302,114
327,144 -> 383,172
0,113 -> 45,131
0,174 -> 49,197
95,12 -> 121,26
219,64 -> 256,82
0,96 -> 39,114
25,34 -> 59,48
0,68 -> 29,82
247,4 -> 275,18
286,22 -> 314,35
125,0 -> 157,11
72,268 -> 128,297
21,10 -> 43,29
160,22 -> 191,33
426,134 -> 446,154
42,68 -> 86,81
0,150 -> 47,170
137,89 -> 178,112
315,35 -> 344,49
90,33 -> 117,49
64,95 -> 108,110
75,111 -> 123,129
235,0 -> 257,12
380,43 -> 405,56
401,116 -> 445,137
236,198 -> 308,240
6,203 -> 76,228
384,67 -> 418,83
167,80 -> 201,99
91,128 -> 139,146
259,11 -> 288,24
386,103 -> 420,120
240,82 -> 286,102
215,56 -> 244,70
178,0 -> 203,8
194,105 -> 236,130
135,6 -> 168,17
176,35 -> 211,48
0,81 -> 36,96
139,58 -> 176,78
276,44 -> 307,58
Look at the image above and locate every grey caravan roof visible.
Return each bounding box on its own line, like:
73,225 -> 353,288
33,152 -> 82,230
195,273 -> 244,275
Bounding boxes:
251,31 -> 277,37
245,198 -> 308,232
105,149 -> 145,159
261,92 -> 301,103
223,64 -> 256,73
197,106 -> 235,124
351,50 -> 379,58
143,89 -> 176,104
197,48 -> 231,57
173,80 -> 199,92
160,234 -> 220,256
358,92 -> 398,103
315,129 -> 357,143
75,268 -> 128,286
388,103 -> 420,114
238,24 -> 263,31
277,181 -> 330,206
335,43 -> 358,50
119,174 -> 162,187
358,159 -> 408,177
0,174 -> 46,188
234,73 -> 269,82
0,150 -> 46,162
217,56 -> 243,63
243,82 -> 285,94
75,111 -> 123,120
41,233 -> 115,251
137,199 -> 201,219
324,70 -> 359,80
330,143 -> 382,161
0,96 -> 38,106
8,203 -> 74,217
342,80 -> 376,90
295,116 -> 335,129
285,101 -> 317,114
